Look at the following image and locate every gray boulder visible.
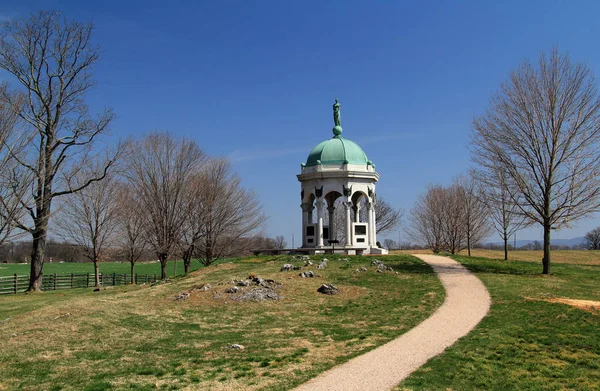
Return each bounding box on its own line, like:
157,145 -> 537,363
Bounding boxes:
280,264 -> 294,271
225,286 -> 241,293
317,284 -> 340,295
231,287 -> 283,301
174,292 -> 190,300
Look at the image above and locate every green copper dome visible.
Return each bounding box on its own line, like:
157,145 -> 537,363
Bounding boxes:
304,99 -> 373,168
305,134 -> 370,167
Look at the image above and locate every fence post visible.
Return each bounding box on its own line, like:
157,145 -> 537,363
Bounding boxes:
13,273 -> 17,294
112,273 -> 116,286
153,274 -> 156,282
71,273 -> 74,289
87,273 -> 89,288
53,273 -> 57,290
123,273 -> 126,285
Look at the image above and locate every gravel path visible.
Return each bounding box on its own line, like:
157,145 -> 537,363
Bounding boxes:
293,254 -> 491,391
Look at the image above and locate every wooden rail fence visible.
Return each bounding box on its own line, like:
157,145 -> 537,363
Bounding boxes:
0,273 -> 159,295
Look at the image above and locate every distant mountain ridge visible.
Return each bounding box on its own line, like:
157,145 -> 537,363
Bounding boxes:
485,237 -> 586,248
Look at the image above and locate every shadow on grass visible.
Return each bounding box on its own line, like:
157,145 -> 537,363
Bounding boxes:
256,254 -> 437,275
382,259 -> 436,274
452,256 -> 543,276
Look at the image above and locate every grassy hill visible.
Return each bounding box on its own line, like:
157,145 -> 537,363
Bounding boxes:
0,254 -> 443,391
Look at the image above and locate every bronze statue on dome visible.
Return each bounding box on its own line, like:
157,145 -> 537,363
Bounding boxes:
333,99 -> 341,127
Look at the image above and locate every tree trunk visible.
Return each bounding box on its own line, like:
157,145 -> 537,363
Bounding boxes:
467,234 -> 471,256
203,238 -> 214,266
542,222 -> 551,274
130,261 -> 135,284
183,246 -> 193,274
94,260 -> 100,287
503,227 -> 508,260
159,253 -> 168,280
28,229 -> 47,292
27,208 -> 51,292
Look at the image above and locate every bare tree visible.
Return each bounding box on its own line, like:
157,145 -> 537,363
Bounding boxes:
441,183 -> 467,254
383,238 -> 396,250
478,168 -> 527,260
54,162 -> 119,287
408,185 -> 446,253
195,158 -> 265,266
374,197 -> 404,234
273,235 -> 287,250
410,182 -> 487,255
123,132 -> 205,279
115,183 -> 147,283
584,227 -> 600,250
0,11 -> 117,291
472,48 -> 600,274
454,174 -> 493,256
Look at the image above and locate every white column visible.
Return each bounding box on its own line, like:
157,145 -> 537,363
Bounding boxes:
344,201 -> 352,246
316,199 -> 325,248
353,204 -> 360,222
301,203 -> 310,247
328,205 -> 335,242
366,202 -> 374,246
372,203 -> 378,246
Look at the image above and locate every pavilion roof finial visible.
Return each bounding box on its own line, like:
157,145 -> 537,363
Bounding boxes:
332,99 -> 343,137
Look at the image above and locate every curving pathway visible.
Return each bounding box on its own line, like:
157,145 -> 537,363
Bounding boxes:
293,254 -> 491,391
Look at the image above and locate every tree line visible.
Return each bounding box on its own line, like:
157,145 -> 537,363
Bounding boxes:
0,11 -> 267,290
409,48 -> 600,273
408,174 -> 495,256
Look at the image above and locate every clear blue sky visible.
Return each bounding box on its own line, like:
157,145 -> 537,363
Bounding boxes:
1,0 -> 599,244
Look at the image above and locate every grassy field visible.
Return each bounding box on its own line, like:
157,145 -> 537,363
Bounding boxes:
0,260 -> 206,278
0,254 -> 444,391
397,255 -> 600,390
391,249 -> 600,265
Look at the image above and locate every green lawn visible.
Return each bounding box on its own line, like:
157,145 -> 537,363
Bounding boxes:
0,259 -> 205,278
397,255 -> 600,391
0,254 -> 444,391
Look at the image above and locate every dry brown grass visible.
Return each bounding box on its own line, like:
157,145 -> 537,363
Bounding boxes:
391,249 -> 600,265
526,296 -> 600,314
